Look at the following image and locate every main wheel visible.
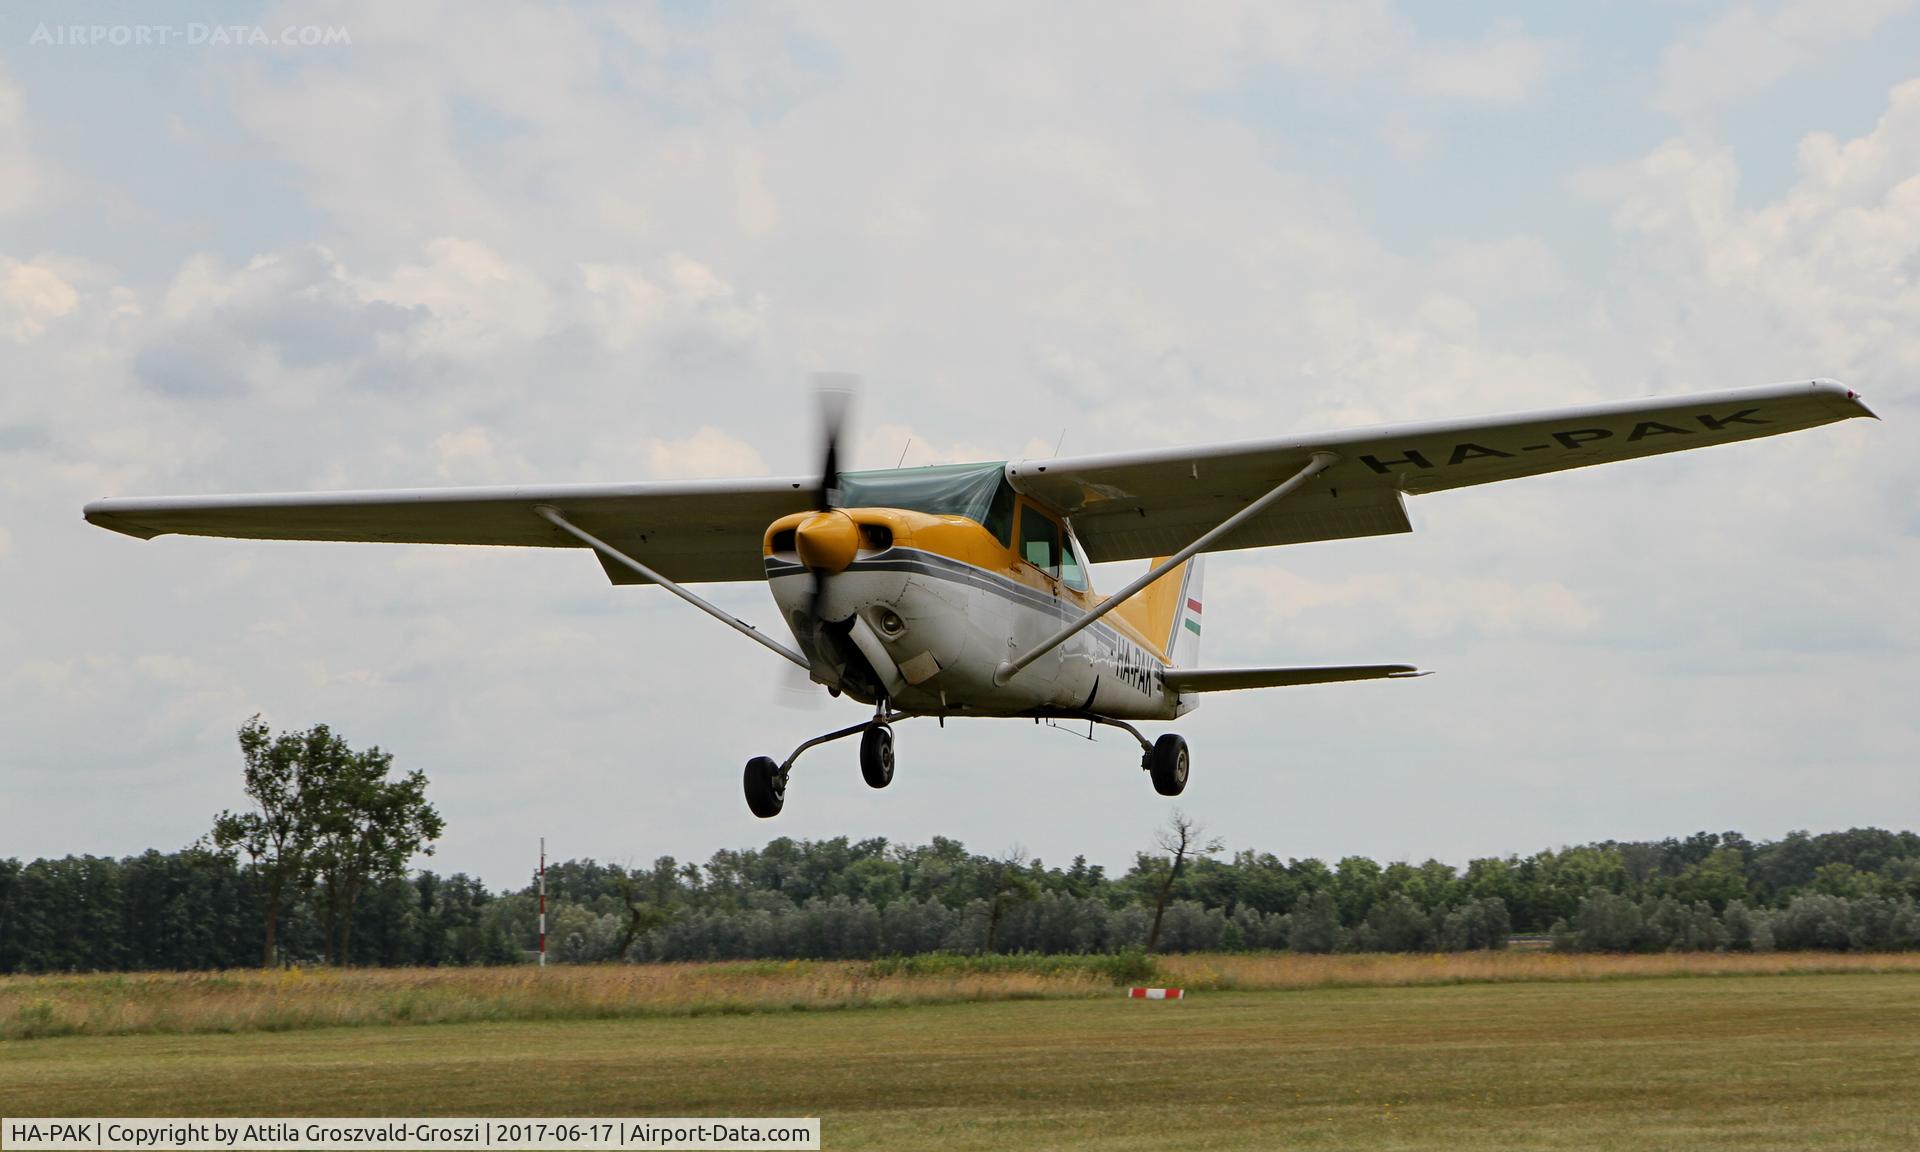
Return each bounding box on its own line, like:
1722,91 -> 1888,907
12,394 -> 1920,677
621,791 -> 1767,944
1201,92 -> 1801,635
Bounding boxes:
860,725 -> 895,789
1148,733 -> 1189,797
744,755 -> 785,818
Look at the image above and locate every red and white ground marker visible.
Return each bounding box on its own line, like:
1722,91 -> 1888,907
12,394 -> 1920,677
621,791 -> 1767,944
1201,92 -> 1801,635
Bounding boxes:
1127,987 -> 1184,1000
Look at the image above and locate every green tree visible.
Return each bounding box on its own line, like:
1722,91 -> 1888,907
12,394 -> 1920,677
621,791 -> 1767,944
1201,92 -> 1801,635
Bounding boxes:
979,847 -> 1040,953
309,739 -> 442,965
209,717 -> 330,966
210,717 -> 440,967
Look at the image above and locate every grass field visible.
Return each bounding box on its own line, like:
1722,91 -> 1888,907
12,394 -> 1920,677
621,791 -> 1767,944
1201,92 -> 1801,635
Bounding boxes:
5,957 -> 1920,1149
7,951 -> 1920,1040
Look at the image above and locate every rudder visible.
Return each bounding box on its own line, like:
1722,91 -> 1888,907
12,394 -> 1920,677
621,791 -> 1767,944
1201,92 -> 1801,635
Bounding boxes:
1112,554 -> 1204,667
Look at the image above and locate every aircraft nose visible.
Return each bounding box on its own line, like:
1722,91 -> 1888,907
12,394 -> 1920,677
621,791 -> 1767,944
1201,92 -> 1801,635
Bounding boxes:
795,510 -> 859,574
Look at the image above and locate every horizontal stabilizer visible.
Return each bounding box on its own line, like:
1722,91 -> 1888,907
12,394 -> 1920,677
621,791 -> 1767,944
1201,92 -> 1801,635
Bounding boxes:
1161,664 -> 1426,692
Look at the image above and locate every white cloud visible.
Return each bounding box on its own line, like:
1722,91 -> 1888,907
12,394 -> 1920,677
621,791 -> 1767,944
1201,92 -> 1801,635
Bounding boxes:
356,238 -> 551,360
1655,0 -> 1918,120
1410,26 -> 1556,104
0,257 -> 77,342
644,427 -> 769,479
1577,78 -> 1920,385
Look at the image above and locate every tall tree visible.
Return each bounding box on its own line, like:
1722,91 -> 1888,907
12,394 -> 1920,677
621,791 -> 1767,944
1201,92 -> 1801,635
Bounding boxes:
1145,811 -> 1222,952
309,742 -> 442,965
209,717 -> 332,966
209,717 -> 440,967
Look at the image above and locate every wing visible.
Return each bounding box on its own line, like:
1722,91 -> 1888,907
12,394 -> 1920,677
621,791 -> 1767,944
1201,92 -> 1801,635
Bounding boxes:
1161,665 -> 1426,692
1009,379 -> 1874,562
83,477 -> 817,583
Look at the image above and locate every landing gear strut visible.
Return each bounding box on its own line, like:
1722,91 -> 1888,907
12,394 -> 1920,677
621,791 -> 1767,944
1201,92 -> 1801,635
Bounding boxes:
743,705 -> 907,818
1067,712 -> 1191,799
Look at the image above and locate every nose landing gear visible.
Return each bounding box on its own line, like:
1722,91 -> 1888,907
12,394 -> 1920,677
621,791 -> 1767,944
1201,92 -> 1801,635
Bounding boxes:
860,725 -> 895,789
743,756 -> 785,818
743,705 -> 906,818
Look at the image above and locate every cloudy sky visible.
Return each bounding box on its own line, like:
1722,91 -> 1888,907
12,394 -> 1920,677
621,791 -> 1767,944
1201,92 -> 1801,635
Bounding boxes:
2,2 -> 1915,888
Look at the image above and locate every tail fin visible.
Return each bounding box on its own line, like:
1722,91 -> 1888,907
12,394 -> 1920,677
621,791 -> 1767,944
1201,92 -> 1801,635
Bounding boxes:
1113,554 -> 1205,667
1170,555 -> 1204,668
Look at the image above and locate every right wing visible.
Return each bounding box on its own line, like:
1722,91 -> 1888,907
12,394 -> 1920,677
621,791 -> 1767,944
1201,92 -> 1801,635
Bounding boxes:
1161,665 -> 1426,692
1010,380 -> 1874,562
82,477 -> 818,584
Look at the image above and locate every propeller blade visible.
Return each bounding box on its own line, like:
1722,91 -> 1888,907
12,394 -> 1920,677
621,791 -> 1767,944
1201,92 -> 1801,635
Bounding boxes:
812,374 -> 856,511
789,374 -> 859,699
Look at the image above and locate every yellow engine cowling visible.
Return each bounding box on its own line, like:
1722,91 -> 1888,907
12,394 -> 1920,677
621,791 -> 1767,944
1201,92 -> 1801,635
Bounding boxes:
793,510 -> 859,573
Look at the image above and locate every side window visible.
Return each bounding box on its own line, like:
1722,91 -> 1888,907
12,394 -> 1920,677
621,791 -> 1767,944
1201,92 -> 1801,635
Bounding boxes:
1060,530 -> 1090,592
1018,504 -> 1060,577
981,478 -> 1017,546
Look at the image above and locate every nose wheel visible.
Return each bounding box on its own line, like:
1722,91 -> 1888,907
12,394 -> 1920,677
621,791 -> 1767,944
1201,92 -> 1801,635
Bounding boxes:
744,756 -> 786,818
860,726 -> 895,789
744,708 -> 908,818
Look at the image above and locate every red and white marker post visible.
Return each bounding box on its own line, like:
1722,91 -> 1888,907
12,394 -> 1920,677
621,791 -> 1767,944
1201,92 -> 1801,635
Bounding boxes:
1128,987 -> 1184,1000
538,837 -> 547,969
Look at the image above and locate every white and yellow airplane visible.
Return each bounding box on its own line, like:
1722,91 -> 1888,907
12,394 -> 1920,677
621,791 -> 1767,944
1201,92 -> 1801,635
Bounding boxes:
85,379 -> 1873,817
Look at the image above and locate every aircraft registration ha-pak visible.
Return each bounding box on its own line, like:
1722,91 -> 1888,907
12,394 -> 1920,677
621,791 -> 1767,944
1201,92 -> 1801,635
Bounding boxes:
85,379 -> 1875,817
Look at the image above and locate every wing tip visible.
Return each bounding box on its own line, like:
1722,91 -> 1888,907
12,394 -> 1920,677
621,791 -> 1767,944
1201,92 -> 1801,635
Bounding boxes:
83,501 -> 163,540
1811,378 -> 1878,420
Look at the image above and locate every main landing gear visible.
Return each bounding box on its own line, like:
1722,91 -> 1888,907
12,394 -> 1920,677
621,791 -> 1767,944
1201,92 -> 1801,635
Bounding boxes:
744,705 -> 905,818
745,710 -> 1190,817
1075,713 -> 1190,798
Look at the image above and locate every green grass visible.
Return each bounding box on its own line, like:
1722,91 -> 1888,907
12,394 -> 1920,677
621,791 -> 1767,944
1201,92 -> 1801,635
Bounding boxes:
5,974 -> 1918,1149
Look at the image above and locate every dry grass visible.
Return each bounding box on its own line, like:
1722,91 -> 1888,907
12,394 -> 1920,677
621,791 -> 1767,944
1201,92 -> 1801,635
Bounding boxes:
0,960 -> 1106,1040
1157,949 -> 1920,991
9,951 -> 1920,1041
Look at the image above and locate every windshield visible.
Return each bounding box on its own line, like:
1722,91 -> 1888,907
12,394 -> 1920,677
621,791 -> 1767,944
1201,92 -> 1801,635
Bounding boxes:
837,461 -> 1011,526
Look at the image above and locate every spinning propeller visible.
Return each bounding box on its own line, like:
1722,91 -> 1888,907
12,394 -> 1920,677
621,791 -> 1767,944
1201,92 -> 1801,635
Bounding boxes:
796,375 -> 859,624
778,375 -> 860,702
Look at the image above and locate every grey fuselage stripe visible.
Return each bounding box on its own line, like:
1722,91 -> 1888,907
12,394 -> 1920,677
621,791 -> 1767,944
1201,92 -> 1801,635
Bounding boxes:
765,548 -> 1150,658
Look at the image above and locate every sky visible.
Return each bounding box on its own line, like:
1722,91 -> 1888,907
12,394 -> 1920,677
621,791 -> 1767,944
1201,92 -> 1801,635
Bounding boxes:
1,1 -> 1916,890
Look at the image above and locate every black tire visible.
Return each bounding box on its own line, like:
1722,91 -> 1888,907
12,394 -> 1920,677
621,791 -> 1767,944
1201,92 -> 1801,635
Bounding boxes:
860,725 -> 895,789
1148,733 -> 1189,797
744,756 -> 785,818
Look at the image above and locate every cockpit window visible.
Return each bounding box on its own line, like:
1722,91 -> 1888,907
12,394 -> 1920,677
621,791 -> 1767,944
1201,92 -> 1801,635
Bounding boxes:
835,461 -> 1010,523
1060,530 -> 1090,592
981,477 -> 1016,546
1019,503 -> 1061,577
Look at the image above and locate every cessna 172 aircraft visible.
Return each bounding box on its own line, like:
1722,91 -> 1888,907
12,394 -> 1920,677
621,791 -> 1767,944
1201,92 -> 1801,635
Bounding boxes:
84,379 -> 1873,817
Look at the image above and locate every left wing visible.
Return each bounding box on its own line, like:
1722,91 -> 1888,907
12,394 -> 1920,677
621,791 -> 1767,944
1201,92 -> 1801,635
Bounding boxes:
1009,379 -> 1874,562
83,477 -> 817,583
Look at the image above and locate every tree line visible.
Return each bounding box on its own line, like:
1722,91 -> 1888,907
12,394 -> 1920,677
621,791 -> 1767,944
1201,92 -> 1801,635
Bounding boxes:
7,718 -> 1920,971
6,825 -> 1920,972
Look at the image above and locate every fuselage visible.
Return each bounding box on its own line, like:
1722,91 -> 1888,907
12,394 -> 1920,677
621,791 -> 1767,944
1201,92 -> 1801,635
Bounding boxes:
763,501 -> 1197,722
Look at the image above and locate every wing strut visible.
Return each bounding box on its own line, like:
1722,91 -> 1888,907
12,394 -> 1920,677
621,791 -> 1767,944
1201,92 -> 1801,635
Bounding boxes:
533,505 -> 809,670
994,452 -> 1337,685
